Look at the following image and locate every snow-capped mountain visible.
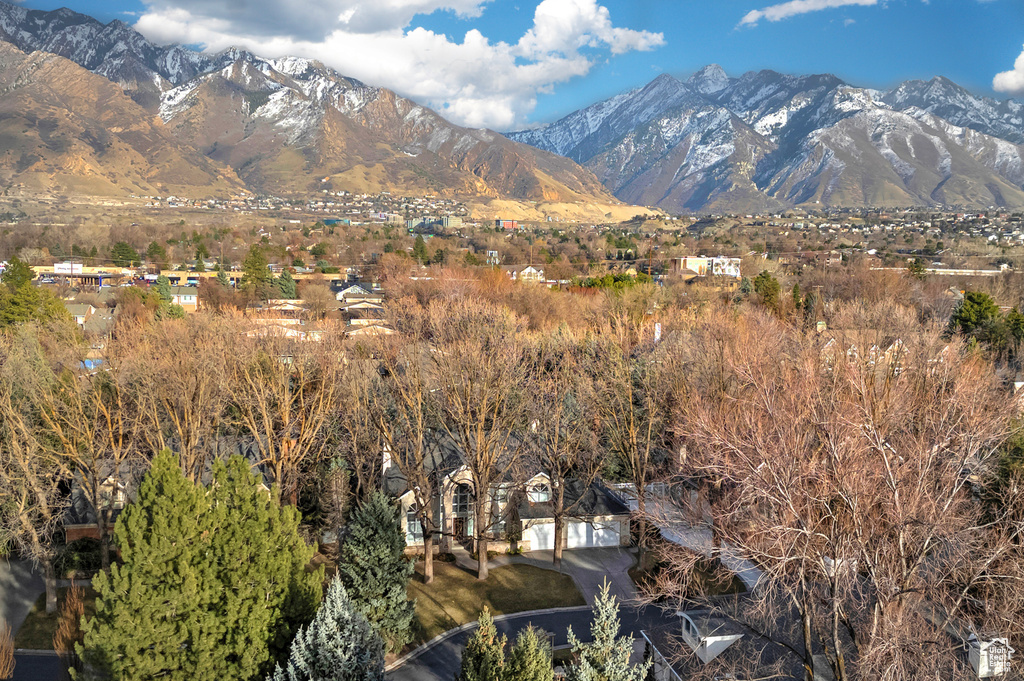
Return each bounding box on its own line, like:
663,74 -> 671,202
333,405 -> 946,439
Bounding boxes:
0,1 -> 218,108
882,76 -> 1024,145
0,42 -> 243,197
508,66 -> 1024,211
0,0 -> 617,203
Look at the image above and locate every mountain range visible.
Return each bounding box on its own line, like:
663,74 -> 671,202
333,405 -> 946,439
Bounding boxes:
1,0 -> 1023,213
509,65 -> 1024,212
0,0 -> 618,209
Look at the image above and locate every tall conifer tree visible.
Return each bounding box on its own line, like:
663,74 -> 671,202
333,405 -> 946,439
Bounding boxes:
507,626 -> 553,681
337,492 -> 414,653
80,451 -> 322,681
80,450 -> 219,680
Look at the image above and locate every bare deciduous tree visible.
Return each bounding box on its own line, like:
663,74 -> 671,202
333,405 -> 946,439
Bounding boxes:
662,312 -> 1023,681
373,334 -> 443,583
232,333 -> 343,504
53,583 -> 84,680
122,317 -> 238,481
524,329 -> 602,568
428,298 -> 528,580
0,330 -> 68,614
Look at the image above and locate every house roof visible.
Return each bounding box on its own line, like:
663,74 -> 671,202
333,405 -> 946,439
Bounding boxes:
383,431 -> 629,520
82,310 -> 115,336
517,478 -> 630,519
65,303 -> 95,318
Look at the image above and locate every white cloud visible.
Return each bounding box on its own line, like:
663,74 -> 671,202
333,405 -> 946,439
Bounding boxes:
134,0 -> 663,130
739,0 -> 878,27
141,0 -> 491,39
993,45 -> 1024,96
516,0 -> 664,58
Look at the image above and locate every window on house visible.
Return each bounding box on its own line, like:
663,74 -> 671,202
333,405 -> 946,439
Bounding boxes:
454,483 -> 472,516
528,483 -> 551,503
490,486 -> 509,534
406,504 -> 423,544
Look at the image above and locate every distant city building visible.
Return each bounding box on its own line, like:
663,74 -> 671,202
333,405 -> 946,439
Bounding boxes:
495,219 -> 518,231
669,256 -> 741,278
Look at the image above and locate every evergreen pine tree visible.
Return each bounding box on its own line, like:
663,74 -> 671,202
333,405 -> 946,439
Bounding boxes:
276,270 -> 298,298
506,626 -> 553,681
803,290 -> 818,327
270,576 -> 384,681
752,270 -> 780,312
412,235 -> 429,264
457,609 -> 506,681
155,275 -> 172,303
337,492 -> 415,653
80,451 -> 323,681
241,245 -> 272,295
216,266 -> 231,289
80,450 -> 220,680
207,456 -> 322,679
1,257 -> 34,289
791,282 -> 802,311
565,584 -> 650,681
147,241 -> 168,269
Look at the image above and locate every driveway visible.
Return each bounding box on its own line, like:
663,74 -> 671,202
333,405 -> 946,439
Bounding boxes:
0,559 -> 45,634
519,548 -> 638,605
646,497 -> 764,591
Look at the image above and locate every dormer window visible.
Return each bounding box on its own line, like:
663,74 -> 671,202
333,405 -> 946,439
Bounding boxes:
528,483 -> 551,503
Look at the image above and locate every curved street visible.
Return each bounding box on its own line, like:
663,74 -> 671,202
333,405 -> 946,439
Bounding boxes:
387,603 -> 680,681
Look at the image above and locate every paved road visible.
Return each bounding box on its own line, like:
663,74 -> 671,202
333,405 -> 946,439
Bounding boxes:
387,603 -> 678,681
11,652 -> 62,681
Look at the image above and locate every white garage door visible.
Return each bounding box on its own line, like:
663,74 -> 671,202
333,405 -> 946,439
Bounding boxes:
567,521 -> 620,548
524,522 -> 555,550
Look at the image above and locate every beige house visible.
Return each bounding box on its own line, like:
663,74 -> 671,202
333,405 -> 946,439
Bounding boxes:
384,433 -> 631,554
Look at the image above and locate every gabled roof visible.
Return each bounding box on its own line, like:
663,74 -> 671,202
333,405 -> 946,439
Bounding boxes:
517,478 -> 630,519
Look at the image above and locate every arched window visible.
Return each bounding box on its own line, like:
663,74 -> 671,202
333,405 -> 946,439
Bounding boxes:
528,483 -> 551,503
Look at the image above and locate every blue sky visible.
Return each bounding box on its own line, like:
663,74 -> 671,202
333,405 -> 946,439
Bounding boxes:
14,0 -> 1024,129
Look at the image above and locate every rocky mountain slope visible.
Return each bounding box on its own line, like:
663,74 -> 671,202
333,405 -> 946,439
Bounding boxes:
509,66 -> 1024,212
0,42 -> 242,198
155,50 -> 615,199
0,0 -> 619,205
0,1 -> 217,110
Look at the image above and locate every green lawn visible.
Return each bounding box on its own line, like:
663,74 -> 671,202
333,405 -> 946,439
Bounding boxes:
406,561 -> 585,646
14,586 -> 98,650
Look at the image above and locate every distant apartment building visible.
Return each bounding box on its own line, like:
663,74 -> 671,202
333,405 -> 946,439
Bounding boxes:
442,216 -> 463,229
495,219 -> 518,231
670,256 -> 742,279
